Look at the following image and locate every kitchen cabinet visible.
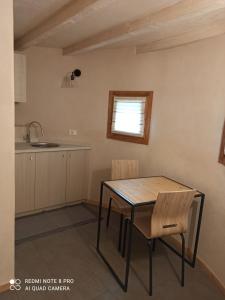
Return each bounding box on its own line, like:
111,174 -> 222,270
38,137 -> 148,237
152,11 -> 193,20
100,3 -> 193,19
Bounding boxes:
14,53 -> 26,103
15,149 -> 90,216
66,151 -> 88,203
35,151 -> 67,209
15,153 -> 35,213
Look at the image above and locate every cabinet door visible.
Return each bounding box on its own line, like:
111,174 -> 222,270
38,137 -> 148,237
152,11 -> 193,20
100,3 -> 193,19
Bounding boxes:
35,152 -> 67,209
66,151 -> 88,203
15,153 -> 35,214
14,53 -> 26,103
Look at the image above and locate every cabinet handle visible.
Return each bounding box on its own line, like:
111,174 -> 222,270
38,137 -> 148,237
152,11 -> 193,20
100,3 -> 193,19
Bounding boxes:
62,154 -> 65,158
30,156 -> 33,161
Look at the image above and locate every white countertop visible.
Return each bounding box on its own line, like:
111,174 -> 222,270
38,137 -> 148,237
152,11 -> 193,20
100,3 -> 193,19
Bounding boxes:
15,143 -> 91,154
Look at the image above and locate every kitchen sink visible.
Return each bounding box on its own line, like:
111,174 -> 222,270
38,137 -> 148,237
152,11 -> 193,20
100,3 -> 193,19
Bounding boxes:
31,142 -> 59,148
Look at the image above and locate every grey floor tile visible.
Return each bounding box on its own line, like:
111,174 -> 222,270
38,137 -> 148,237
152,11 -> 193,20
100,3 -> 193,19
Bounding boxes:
0,205 -> 223,300
15,204 -> 97,241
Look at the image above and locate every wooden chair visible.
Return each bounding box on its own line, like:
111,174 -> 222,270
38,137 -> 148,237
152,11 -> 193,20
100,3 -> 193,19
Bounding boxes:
106,160 -> 139,251
123,190 -> 196,296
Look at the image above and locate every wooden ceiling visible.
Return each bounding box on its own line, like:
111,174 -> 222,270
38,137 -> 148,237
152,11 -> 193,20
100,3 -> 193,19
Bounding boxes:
14,0 -> 225,56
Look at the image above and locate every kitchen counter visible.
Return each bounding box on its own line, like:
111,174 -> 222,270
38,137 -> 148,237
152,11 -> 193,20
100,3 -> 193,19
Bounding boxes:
15,143 -> 91,154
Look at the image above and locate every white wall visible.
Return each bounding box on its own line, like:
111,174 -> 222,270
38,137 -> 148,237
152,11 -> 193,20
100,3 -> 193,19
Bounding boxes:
0,0 -> 15,287
15,35 -> 225,286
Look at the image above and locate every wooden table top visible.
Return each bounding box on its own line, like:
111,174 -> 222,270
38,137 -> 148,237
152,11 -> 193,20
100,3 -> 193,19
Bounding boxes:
104,176 -> 200,206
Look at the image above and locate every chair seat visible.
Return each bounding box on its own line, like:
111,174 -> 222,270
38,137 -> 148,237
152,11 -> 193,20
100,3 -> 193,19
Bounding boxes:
124,205 -> 183,239
110,191 -> 154,219
130,210 -> 187,239
123,206 -> 154,238
134,215 -> 152,238
110,191 -> 131,213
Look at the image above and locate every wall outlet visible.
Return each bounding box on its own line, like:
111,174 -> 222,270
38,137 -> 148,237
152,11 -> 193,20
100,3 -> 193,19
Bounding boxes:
69,129 -> 77,136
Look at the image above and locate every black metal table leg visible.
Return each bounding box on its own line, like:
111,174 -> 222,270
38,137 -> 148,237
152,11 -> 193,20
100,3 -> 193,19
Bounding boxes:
180,233 -> 185,286
122,219 -> 128,257
106,197 -> 112,228
191,193 -> 205,267
118,213 -> 124,252
96,182 -> 132,290
97,182 -> 104,251
124,207 -> 134,292
148,239 -> 153,296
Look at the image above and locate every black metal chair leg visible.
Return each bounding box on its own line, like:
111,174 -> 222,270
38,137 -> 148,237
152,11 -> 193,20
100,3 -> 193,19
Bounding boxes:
152,239 -> 156,252
106,197 -> 112,228
180,233 -> 185,287
118,213 -> 124,252
148,239 -> 153,296
122,219 -> 128,257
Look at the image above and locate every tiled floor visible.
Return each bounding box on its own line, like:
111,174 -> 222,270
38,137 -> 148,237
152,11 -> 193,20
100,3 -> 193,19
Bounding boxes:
0,205 -> 224,300
16,204 -> 97,242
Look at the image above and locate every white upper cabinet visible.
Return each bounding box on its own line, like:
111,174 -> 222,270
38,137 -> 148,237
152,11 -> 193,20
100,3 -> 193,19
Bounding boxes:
14,53 -> 26,103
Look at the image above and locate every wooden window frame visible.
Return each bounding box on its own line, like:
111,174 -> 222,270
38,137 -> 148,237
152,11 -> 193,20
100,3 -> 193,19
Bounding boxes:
219,120 -> 225,165
107,91 -> 153,145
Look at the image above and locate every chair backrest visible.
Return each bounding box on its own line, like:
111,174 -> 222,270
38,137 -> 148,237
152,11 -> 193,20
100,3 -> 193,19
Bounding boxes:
151,190 -> 196,238
111,160 -> 139,180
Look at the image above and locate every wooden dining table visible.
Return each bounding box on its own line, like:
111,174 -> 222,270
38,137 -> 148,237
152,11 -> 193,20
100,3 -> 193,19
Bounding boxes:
96,176 -> 205,292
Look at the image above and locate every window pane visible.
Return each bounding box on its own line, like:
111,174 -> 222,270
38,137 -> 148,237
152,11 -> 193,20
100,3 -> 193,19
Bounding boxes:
112,97 -> 145,136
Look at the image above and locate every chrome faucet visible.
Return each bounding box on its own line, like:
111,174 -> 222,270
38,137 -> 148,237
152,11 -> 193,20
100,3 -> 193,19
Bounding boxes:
26,121 -> 44,143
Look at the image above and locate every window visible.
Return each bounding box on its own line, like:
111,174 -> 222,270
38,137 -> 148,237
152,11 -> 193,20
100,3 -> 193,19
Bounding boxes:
107,91 -> 153,144
219,120 -> 225,165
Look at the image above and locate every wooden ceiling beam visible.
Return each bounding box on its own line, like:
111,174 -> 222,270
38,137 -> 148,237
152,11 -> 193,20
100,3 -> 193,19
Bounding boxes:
136,21 -> 225,53
15,0 -> 114,50
63,0 -> 225,55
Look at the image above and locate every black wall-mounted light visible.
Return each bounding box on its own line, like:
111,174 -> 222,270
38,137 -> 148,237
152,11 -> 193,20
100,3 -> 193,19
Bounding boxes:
71,69 -> 81,80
